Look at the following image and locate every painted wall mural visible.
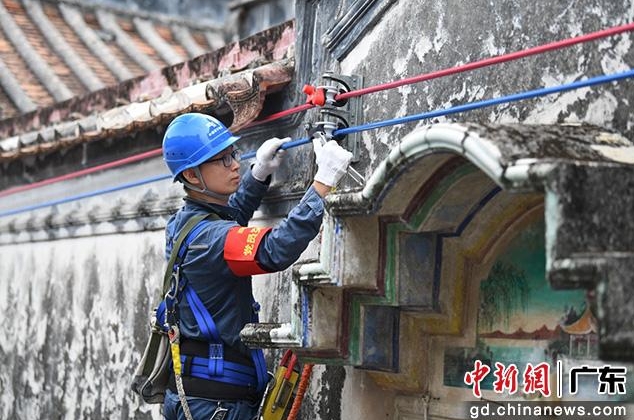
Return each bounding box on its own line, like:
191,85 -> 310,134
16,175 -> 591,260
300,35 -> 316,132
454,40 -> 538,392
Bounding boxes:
443,218 -> 632,401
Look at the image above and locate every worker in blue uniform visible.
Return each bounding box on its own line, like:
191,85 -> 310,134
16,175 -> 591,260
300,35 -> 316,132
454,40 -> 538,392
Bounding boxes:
160,112 -> 352,420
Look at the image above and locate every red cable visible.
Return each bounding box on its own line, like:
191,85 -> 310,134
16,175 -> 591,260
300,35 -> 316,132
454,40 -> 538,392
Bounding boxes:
286,363 -> 314,420
335,22 -> 634,101
0,148 -> 163,199
246,103 -> 315,128
285,353 -> 298,380
248,22 -> 634,121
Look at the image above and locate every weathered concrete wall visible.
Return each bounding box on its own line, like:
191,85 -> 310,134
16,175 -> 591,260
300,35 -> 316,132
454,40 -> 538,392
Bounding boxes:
0,231 -> 164,419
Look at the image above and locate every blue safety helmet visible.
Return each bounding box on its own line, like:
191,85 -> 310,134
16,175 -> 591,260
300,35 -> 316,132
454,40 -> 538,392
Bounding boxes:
162,113 -> 240,180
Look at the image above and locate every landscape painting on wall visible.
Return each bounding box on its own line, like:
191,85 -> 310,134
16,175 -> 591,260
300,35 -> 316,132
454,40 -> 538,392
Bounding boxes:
442,218 -> 621,399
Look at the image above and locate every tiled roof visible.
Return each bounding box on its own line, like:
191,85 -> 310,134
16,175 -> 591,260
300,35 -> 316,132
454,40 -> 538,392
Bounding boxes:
0,0 -> 226,119
0,0 -> 296,162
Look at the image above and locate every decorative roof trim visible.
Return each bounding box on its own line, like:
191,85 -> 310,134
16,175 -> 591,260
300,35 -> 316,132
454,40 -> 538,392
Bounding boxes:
0,177 -> 305,244
0,59 -> 294,160
0,1 -> 74,102
23,0 -> 105,92
0,188 -> 181,245
95,10 -> 160,73
58,3 -> 134,82
133,17 -> 185,66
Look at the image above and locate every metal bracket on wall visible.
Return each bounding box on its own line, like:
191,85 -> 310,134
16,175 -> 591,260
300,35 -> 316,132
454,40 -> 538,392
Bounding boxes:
319,72 -> 363,162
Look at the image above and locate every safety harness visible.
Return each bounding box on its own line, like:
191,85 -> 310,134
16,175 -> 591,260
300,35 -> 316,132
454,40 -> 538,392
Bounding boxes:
157,213 -> 268,413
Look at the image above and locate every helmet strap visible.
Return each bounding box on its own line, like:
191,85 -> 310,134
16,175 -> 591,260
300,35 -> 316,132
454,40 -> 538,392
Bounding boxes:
180,167 -> 231,202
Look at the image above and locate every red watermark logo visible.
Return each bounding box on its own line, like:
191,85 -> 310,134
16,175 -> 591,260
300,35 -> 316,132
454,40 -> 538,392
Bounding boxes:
464,360 -> 627,398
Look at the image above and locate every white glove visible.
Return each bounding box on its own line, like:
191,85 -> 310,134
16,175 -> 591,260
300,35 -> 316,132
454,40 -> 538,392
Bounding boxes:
251,137 -> 291,182
313,139 -> 353,187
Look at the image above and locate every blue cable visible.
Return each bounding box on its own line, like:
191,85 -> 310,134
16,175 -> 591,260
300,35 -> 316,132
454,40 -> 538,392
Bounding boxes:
243,68 -> 634,150
240,136 -> 311,160
0,174 -> 171,218
334,68 -> 634,136
2,68 -> 633,219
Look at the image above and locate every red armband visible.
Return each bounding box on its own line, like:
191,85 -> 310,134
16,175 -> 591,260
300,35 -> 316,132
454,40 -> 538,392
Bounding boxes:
224,226 -> 273,276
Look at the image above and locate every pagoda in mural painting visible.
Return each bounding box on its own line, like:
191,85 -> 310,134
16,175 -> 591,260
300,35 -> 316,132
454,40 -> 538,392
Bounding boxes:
561,307 -> 599,358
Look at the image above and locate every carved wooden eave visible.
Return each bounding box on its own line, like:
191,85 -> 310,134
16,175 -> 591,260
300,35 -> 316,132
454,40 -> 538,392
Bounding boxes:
242,123 -> 634,389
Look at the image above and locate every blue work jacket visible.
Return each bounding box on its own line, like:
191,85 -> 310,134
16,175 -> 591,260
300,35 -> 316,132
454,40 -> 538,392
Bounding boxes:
164,170 -> 324,355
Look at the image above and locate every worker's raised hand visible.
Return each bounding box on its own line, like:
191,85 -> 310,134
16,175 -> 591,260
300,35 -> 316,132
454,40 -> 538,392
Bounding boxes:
312,139 -> 353,187
251,137 -> 291,182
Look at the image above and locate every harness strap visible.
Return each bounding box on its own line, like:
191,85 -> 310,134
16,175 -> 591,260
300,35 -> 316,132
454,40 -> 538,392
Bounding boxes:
185,284 -> 267,392
162,215 -> 269,393
161,215 -> 216,420
175,221 -> 210,261
159,289 -> 268,391
184,284 -> 225,376
182,356 -> 258,386
184,286 -> 222,342
163,214 -> 215,328
250,303 -> 268,394
162,214 -> 211,296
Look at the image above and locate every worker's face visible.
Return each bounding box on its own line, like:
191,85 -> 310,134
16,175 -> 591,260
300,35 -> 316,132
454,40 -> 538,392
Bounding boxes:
197,146 -> 241,195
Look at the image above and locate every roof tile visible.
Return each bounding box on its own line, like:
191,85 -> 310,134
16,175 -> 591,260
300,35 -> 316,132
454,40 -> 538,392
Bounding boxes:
41,2 -> 118,87
13,0 -> 91,96
0,0 -> 74,101
95,10 -> 160,73
0,0 -> 234,117
23,0 -> 104,92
